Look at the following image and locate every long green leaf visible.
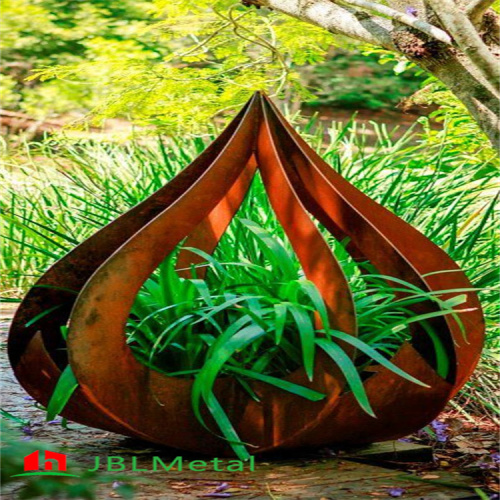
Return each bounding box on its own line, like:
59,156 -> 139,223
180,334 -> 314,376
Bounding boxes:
326,330 -> 428,387
46,365 -> 78,421
228,366 -> 326,401
289,305 -> 316,381
316,338 -> 375,417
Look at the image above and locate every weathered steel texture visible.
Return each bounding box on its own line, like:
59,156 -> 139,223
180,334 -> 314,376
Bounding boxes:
8,92 -> 484,456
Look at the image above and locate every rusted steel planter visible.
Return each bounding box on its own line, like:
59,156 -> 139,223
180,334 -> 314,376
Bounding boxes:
8,93 -> 484,456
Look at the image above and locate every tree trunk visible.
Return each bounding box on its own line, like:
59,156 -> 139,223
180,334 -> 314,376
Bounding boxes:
407,48 -> 500,147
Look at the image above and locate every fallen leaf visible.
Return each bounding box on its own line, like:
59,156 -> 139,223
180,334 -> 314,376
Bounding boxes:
459,448 -> 490,454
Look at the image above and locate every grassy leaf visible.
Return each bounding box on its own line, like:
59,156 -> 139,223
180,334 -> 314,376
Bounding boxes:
46,365 -> 78,421
316,338 -> 376,418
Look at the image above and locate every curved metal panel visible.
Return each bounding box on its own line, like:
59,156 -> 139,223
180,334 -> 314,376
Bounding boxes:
8,92 -> 484,456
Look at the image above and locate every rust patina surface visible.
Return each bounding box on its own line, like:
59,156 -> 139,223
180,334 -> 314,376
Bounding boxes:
8,93 -> 484,456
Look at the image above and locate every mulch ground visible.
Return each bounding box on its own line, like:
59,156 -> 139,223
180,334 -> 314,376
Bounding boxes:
404,412 -> 499,495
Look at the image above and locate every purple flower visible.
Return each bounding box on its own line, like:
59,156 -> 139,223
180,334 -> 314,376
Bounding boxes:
431,420 -> 447,431
406,7 -> 417,16
491,452 -> 500,464
388,487 -> 406,497
112,481 -> 125,490
398,438 -> 411,443
202,483 -> 232,498
431,420 -> 448,442
21,425 -> 33,436
23,396 -> 34,401
47,419 -> 61,425
480,462 -> 496,470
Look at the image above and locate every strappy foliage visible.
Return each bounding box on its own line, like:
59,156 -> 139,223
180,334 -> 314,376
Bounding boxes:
2,120 -> 498,456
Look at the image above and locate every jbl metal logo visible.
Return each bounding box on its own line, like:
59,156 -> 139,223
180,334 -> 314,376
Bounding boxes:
12,450 -> 77,477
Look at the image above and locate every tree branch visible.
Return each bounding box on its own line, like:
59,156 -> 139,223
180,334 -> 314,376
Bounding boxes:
427,0 -> 500,88
337,0 -> 453,45
245,0 -> 500,147
466,0 -> 496,25
254,0 -> 397,49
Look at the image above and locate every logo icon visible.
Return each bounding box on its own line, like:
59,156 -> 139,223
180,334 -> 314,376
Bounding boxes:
12,450 -> 78,477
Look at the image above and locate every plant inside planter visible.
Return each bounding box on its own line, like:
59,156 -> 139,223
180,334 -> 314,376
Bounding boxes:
45,174 -> 468,459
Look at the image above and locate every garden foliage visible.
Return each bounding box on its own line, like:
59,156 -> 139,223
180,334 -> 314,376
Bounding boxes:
2,119 -> 498,449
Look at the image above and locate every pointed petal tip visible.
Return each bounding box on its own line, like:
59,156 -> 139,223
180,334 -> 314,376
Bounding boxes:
251,90 -> 268,100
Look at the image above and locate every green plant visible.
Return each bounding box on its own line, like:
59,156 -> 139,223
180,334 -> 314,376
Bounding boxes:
1,0 -> 164,119
119,209 -> 467,458
38,212 -> 462,459
1,118 -> 498,452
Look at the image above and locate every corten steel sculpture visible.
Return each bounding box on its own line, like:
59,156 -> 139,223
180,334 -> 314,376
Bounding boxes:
8,93 -> 484,456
